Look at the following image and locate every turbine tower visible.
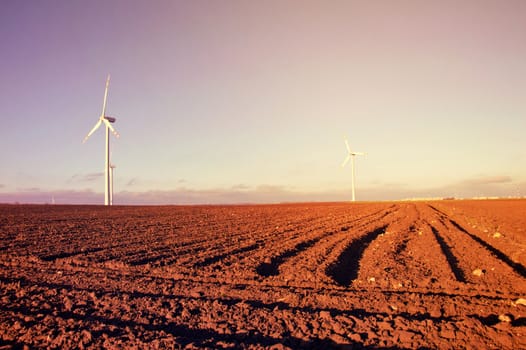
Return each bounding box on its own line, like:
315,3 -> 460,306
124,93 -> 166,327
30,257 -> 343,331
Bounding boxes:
109,164 -> 116,206
83,74 -> 120,206
341,138 -> 365,202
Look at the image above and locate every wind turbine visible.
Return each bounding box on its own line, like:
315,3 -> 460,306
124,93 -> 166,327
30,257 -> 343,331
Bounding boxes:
341,138 -> 365,202
109,164 -> 116,205
83,74 -> 120,206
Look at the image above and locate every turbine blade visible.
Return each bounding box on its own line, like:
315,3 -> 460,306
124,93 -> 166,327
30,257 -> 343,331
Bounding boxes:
100,74 -> 111,117
353,152 -> 365,156
103,118 -> 120,138
82,119 -> 102,143
341,155 -> 351,167
344,138 -> 351,153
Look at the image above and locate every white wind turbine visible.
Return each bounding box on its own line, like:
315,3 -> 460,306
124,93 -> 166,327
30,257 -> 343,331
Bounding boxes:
109,164 -> 116,206
83,74 -> 120,206
341,138 -> 365,202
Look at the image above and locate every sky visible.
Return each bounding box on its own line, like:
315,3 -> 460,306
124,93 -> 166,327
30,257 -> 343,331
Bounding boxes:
1,0 -> 525,204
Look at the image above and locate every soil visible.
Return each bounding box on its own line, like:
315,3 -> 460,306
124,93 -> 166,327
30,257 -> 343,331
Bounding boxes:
0,200 -> 525,349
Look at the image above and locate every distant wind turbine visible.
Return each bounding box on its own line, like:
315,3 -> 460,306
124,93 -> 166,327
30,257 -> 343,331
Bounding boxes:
341,138 -> 365,202
83,74 -> 120,206
109,164 -> 116,206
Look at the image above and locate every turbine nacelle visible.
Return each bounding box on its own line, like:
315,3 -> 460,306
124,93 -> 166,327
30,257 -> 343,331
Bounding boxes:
83,116 -> 119,143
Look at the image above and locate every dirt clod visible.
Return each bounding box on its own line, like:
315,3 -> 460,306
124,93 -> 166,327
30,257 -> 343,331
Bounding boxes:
472,268 -> 484,277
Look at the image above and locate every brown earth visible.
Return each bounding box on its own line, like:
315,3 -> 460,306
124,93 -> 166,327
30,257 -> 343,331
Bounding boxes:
0,200 -> 525,349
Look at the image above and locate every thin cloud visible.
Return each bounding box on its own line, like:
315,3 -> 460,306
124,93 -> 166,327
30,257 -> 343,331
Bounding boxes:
126,177 -> 138,187
117,185 -> 344,205
255,185 -> 287,193
125,178 -> 187,190
0,184 -> 4,189
391,176 -> 521,200
1,179 -> 525,205
0,189 -> 100,204
17,187 -> 41,192
231,184 -> 250,191
83,173 -> 104,182
461,175 -> 512,186
358,176 -> 524,201
69,172 -> 104,183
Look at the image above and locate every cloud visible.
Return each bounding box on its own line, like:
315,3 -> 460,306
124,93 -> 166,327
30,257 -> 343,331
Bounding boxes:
0,189 -> 101,204
255,185 -> 287,193
444,175 -> 519,199
461,175 -> 512,186
1,177 -> 525,205
126,178 -> 186,188
126,177 -> 138,187
17,187 -> 41,192
354,175 -> 524,201
69,173 -> 104,183
116,185 -> 343,205
388,175 -> 521,200
231,184 -> 251,191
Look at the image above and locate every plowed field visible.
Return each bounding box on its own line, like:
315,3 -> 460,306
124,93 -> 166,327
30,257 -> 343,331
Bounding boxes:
1,200 -> 525,349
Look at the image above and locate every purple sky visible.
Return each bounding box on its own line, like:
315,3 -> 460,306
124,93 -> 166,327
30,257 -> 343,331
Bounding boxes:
1,0 -> 525,204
